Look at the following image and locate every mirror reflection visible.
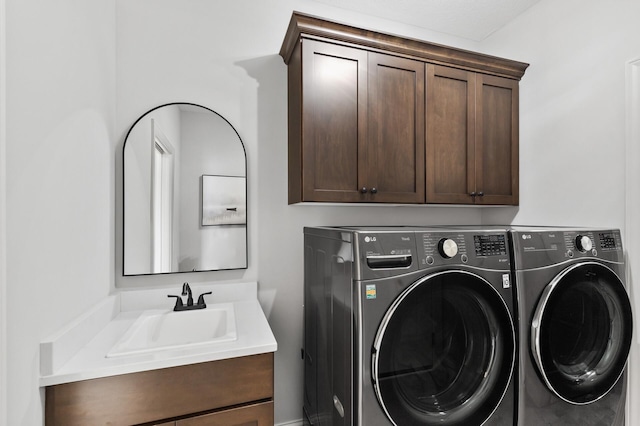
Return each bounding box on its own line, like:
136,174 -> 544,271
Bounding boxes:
124,103 -> 247,275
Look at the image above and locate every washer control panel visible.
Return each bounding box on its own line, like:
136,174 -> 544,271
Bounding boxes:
418,232 -> 510,270
474,234 -> 508,257
421,233 -> 467,264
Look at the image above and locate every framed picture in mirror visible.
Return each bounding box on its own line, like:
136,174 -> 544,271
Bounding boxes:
202,175 -> 247,226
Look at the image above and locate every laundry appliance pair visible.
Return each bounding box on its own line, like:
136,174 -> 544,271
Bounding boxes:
302,226 -> 633,426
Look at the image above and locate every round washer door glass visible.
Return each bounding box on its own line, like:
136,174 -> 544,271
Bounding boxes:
532,262 -> 633,404
372,270 -> 515,426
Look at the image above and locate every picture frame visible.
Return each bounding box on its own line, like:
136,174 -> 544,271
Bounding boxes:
201,175 -> 247,226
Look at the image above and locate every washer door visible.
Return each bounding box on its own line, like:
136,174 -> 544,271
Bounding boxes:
531,262 -> 633,405
372,270 -> 515,426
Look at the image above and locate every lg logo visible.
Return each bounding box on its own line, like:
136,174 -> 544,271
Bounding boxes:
364,236 -> 377,243
522,234 -> 532,240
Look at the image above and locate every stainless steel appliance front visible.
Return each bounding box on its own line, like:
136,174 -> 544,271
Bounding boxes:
511,227 -> 633,426
303,226 -> 517,426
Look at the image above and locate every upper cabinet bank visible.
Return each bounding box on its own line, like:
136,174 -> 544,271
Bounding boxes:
279,12 -> 529,205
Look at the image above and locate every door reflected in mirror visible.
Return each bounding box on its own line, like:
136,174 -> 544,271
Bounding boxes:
124,103 -> 247,275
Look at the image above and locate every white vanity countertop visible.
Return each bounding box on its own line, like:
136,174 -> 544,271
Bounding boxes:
39,283 -> 277,387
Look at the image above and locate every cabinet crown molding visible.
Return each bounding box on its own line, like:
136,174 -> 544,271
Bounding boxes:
279,11 -> 529,80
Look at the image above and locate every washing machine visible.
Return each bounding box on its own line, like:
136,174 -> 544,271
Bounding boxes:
303,226 -> 517,426
510,227 -> 633,426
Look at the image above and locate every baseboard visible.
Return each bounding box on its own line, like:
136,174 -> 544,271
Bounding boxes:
276,419 -> 303,426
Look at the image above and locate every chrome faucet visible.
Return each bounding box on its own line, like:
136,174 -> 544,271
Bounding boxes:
168,283 -> 212,311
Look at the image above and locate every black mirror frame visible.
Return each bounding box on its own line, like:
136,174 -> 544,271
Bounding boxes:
122,102 -> 248,276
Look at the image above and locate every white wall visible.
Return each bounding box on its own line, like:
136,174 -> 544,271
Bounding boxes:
479,0 -> 640,424
4,0 -> 116,424
0,0 -> 7,422
480,0 -> 639,228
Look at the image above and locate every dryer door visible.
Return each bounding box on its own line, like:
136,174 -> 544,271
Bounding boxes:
371,270 -> 515,426
531,261 -> 633,405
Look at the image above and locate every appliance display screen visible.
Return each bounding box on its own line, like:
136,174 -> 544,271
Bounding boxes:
474,234 -> 507,257
599,232 -> 618,250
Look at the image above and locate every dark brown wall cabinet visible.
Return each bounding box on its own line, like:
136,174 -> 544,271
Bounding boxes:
426,65 -> 520,204
45,353 -> 274,426
280,12 -> 528,205
290,39 -> 425,203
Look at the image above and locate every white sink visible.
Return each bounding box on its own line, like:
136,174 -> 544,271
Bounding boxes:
106,303 -> 237,358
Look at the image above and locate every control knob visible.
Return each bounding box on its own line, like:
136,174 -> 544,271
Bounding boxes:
438,238 -> 458,259
575,235 -> 593,253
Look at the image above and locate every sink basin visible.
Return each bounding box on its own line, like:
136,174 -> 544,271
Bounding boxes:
106,303 -> 237,358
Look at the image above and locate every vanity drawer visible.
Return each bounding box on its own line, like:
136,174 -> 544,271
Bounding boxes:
176,400 -> 273,425
45,352 -> 274,426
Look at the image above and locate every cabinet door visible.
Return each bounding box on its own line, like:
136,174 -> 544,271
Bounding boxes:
301,39 -> 368,202
176,401 -> 273,426
475,74 -> 519,205
367,52 -> 425,203
426,64 -> 475,204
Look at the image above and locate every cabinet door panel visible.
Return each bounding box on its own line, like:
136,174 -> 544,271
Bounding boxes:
426,64 -> 475,203
368,52 -> 425,203
476,74 -> 519,205
302,40 -> 368,202
176,401 -> 273,426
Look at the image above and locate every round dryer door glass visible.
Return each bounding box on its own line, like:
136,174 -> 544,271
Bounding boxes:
372,270 -> 515,426
532,262 -> 633,404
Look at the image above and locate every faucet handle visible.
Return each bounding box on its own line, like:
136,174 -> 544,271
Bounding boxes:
196,291 -> 212,307
167,294 -> 184,310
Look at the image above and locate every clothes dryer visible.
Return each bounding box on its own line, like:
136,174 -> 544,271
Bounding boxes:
510,227 -> 633,426
303,226 -> 517,426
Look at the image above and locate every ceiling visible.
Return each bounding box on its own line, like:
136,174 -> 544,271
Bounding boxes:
310,0 -> 542,41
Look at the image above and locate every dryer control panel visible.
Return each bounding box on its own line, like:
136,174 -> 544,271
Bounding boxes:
511,228 -> 623,269
562,230 -> 622,259
597,231 -> 623,251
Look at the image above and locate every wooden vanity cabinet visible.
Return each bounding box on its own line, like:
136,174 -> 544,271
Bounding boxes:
289,38 -> 425,204
45,353 -> 274,426
426,64 -> 520,205
281,12 -> 528,206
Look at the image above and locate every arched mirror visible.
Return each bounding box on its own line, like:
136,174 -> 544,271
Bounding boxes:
123,103 -> 247,275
